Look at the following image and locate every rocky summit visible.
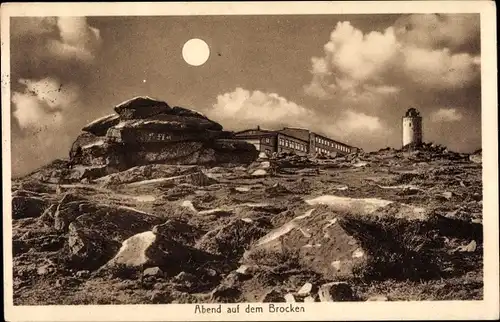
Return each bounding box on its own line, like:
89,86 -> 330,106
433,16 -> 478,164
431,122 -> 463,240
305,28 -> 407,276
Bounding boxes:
68,96 -> 257,180
11,107 -> 483,305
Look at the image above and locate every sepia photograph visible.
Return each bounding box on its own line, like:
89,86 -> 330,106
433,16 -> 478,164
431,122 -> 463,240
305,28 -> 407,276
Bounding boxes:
2,1 -> 498,321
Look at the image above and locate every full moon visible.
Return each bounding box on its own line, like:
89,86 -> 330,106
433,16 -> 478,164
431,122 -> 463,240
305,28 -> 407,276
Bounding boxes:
182,38 -> 210,66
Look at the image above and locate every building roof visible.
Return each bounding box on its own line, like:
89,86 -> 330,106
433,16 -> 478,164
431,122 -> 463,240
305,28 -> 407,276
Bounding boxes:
278,127 -> 311,142
405,108 -> 421,117
235,126 -> 356,149
234,128 -> 276,137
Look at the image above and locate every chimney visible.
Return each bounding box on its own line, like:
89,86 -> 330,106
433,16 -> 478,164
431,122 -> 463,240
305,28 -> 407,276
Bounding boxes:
257,125 -> 260,130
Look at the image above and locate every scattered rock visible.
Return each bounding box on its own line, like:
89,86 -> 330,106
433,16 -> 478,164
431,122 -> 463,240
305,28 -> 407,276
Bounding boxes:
150,290 -> 173,304
65,205 -> 163,269
82,114 -> 120,136
12,195 -> 48,219
318,282 -> 354,302
37,265 -> 51,276
75,270 -> 90,279
441,191 -> 454,200
196,218 -> 270,257
235,265 -> 250,275
260,290 -> 285,303
469,150 -> 482,164
251,169 -> 268,177
284,293 -> 296,302
303,296 -> 316,302
174,271 -> 196,283
297,282 -> 314,296
455,240 -> 477,253
143,267 -> 163,277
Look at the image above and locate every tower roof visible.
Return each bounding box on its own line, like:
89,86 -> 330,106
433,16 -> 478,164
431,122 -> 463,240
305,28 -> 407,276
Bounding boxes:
405,108 -> 421,117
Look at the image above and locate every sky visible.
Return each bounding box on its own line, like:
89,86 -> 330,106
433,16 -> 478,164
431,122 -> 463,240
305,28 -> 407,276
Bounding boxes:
10,14 -> 481,176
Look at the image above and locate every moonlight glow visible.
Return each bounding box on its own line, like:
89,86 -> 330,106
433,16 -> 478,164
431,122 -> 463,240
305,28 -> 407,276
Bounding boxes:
182,38 -> 210,66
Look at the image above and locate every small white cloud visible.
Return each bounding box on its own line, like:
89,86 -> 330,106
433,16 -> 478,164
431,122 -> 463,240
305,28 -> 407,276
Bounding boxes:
431,108 -> 464,123
12,78 -> 80,129
337,110 -> 385,133
209,87 -> 316,130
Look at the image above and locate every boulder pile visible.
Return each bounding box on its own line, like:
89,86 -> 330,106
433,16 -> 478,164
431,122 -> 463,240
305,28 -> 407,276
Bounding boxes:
69,97 -> 258,176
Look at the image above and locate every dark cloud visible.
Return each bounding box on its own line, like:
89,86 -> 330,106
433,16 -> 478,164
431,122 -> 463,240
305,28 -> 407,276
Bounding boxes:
10,17 -> 102,176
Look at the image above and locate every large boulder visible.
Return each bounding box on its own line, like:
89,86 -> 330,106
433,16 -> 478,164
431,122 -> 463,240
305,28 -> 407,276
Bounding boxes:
105,116 -> 223,145
64,204 -> 164,270
70,133 -> 104,160
196,218 -> 271,258
243,207 -> 368,280
69,97 -> 258,170
212,139 -> 259,165
12,194 -> 49,219
101,220 -> 216,276
244,196 -> 443,280
82,114 -> 120,136
114,96 -> 171,119
95,164 -> 201,185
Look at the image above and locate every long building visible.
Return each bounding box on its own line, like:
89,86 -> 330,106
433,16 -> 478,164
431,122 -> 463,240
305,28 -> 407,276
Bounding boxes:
233,126 -> 357,157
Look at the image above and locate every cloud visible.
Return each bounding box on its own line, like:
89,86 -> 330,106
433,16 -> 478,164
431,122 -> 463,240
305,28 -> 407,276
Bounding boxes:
305,15 -> 480,101
430,108 -> 464,123
402,47 -> 480,90
48,17 -> 102,62
303,14 -> 480,152
10,17 -> 102,177
210,88 -> 389,149
12,78 -> 80,129
209,87 -> 317,130
337,110 -> 385,133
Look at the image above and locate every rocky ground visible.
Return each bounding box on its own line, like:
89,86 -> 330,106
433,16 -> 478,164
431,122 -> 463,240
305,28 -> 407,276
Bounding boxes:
11,145 -> 483,305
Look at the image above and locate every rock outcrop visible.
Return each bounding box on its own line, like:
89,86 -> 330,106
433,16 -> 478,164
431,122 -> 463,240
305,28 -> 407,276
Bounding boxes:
70,96 -> 258,178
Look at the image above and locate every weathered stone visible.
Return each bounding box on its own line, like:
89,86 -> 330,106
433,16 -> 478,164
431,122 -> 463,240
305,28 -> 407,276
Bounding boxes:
96,164 -> 200,185
12,195 -> 48,219
126,171 -> 216,188
245,207 -> 367,280
82,113 -> 120,136
143,267 -> 163,277
284,293 -> 296,302
68,165 -> 109,181
69,132 -> 103,161
75,270 -> 90,279
174,271 -> 196,283
111,113 -> 222,135
196,218 -> 271,257
235,265 -> 250,275
251,169 -> 268,177
260,290 -> 285,303
101,221 -> 215,275
318,282 -> 354,302
66,205 -> 164,270
37,265 -> 52,276
297,282 -> 315,296
455,240 -> 477,253
469,150 -> 482,164
114,96 -> 171,120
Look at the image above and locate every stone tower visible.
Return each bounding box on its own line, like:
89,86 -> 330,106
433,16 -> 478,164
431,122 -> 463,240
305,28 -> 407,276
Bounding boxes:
402,108 -> 423,147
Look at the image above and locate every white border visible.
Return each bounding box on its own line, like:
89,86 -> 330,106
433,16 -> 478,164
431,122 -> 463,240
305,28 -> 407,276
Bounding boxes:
1,2 -> 498,321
